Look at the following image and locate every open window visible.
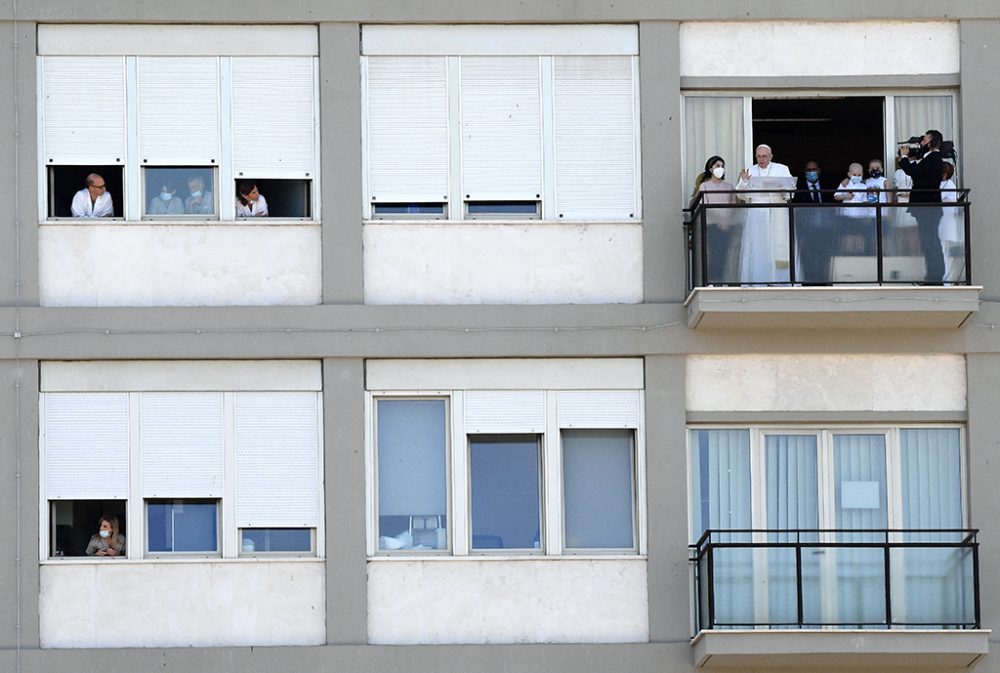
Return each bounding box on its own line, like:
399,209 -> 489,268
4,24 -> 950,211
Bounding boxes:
47,166 -> 124,219
234,178 -> 313,219
50,500 -> 126,558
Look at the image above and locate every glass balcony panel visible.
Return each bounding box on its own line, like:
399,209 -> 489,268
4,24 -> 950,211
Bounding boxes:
890,546 -> 976,628
709,546 -> 755,628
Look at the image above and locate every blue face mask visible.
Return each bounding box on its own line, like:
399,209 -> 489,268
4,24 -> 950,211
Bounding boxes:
190,190 -> 202,198
805,170 -> 819,182
160,192 -> 173,202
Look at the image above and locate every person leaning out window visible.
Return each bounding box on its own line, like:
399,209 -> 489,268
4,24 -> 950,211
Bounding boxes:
86,515 -> 126,557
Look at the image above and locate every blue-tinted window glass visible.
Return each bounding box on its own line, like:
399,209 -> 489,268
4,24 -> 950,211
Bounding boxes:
563,429 -> 634,549
466,201 -> 539,215
241,528 -> 312,553
373,203 -> 446,216
470,434 -> 540,551
147,499 -> 218,553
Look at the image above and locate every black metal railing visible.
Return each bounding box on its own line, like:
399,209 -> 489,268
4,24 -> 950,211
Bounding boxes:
691,528 -> 980,632
685,189 -> 972,289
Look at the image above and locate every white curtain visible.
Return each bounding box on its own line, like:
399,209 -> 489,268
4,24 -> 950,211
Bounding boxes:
765,435 -> 819,625
894,95 -> 954,147
833,434 -> 888,626
690,429 -> 752,626
897,428 -> 970,627
684,97 -> 744,206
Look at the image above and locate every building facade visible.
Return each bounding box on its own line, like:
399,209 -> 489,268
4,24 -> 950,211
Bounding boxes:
2,2 -> 1000,672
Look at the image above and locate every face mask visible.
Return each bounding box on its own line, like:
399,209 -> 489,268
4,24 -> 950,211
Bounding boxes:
99,530 -> 110,538
190,190 -> 202,198
866,191 -> 879,203
849,175 -> 863,184
160,192 -> 173,202
711,166 -> 725,179
805,170 -> 819,182
870,169 -> 883,179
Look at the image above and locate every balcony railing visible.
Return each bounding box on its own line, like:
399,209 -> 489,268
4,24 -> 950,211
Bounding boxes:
691,529 -> 980,632
685,189 -> 972,290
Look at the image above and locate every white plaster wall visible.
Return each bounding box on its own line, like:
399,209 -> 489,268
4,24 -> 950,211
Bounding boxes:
679,21 -> 959,77
363,223 -> 642,304
367,559 -> 648,644
39,225 -> 322,306
40,561 -> 325,648
687,354 -> 966,411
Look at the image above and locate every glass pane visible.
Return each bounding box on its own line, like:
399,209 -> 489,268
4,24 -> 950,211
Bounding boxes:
147,499 -> 218,553
689,429 -> 751,543
791,203 -> 842,284
466,201 -> 539,216
241,528 -> 312,553
144,167 -> 216,217
51,500 -> 127,558
891,546 -> 976,628
900,428 -> 962,533
736,205 -> 792,284
709,546 -> 755,627
830,547 -> 887,626
562,429 -> 634,549
470,434 -> 540,551
373,203 -> 446,216
376,399 -> 447,551
881,205 -> 925,282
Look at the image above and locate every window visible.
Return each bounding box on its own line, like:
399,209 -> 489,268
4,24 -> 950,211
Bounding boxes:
370,388 -> 643,556
361,25 -> 640,221
688,426 -> 967,628
38,26 -> 319,221
41,379 -> 323,560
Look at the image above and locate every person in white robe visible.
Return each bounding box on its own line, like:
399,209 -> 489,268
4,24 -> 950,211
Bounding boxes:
736,144 -> 793,283
70,173 -> 114,218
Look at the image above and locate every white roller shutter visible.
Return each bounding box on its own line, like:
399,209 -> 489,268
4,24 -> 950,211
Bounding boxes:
557,390 -> 640,429
465,390 -> 546,434
553,56 -> 637,220
41,56 -> 126,164
139,393 -> 224,498
234,392 -> 320,527
366,56 -> 449,202
43,393 -> 129,500
137,57 -> 220,164
231,57 -> 316,177
460,57 -> 542,199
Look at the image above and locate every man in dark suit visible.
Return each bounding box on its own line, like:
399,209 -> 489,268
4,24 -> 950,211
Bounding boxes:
898,130 -> 945,283
792,160 -> 833,283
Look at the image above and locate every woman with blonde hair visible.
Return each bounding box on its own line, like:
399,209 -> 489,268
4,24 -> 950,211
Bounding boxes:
86,514 -> 126,557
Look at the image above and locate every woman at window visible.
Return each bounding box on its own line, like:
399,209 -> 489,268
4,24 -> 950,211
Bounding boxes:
236,180 -> 269,217
85,515 -> 126,557
690,155 -> 737,284
147,183 -> 185,216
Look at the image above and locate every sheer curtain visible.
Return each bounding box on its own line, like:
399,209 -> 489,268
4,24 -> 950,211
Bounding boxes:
894,95 -> 954,148
684,97 -> 744,204
765,435 -> 819,625
898,428 -> 969,626
834,434 -> 888,626
690,429 -> 751,626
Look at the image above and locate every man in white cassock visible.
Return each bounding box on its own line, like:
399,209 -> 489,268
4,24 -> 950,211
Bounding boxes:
735,144 -> 793,283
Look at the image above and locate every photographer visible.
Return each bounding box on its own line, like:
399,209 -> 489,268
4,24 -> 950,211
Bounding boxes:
898,130 -> 945,283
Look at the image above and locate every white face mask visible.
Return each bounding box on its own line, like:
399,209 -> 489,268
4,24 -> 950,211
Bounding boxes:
190,190 -> 202,198
160,192 -> 174,201
711,166 -> 726,179
99,530 -> 110,538
849,175 -> 863,184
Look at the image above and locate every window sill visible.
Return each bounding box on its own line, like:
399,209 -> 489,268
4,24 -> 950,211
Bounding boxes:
363,218 -> 643,226
41,556 -> 323,564
691,628 -> 990,669
368,554 -> 645,562
41,219 -> 319,227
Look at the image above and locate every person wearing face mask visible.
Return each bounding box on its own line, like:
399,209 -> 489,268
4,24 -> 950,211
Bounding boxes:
792,160 -> 834,283
865,159 -> 894,203
86,515 -> 126,557
735,144 -> 794,284
833,163 -> 876,262
690,155 -> 737,283
184,175 -> 215,215
147,182 -> 185,216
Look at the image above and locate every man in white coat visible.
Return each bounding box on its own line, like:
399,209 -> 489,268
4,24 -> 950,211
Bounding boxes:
735,144 -> 793,283
70,173 -> 114,218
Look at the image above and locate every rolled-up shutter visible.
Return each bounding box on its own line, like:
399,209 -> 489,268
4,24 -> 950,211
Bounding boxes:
43,393 -> 129,500
460,57 -> 542,200
465,390 -> 546,433
365,56 -> 449,202
553,56 -> 637,220
139,393 -> 224,498
557,390 -> 640,429
137,57 -> 220,164
234,392 -> 320,528
231,57 -> 316,177
41,56 -> 126,164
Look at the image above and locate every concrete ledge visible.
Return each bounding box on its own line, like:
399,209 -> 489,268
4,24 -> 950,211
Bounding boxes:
685,286 -> 982,330
691,629 -> 990,669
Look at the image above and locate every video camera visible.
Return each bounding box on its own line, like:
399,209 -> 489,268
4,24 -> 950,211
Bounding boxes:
897,135 -> 957,160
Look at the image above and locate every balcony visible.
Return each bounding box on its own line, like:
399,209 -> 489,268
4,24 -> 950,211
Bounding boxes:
684,191 -> 981,329
689,529 -> 989,669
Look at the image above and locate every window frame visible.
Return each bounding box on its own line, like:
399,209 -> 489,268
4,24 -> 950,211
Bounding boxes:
144,498 -> 222,558
367,389 -> 645,558
39,389 -> 325,562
